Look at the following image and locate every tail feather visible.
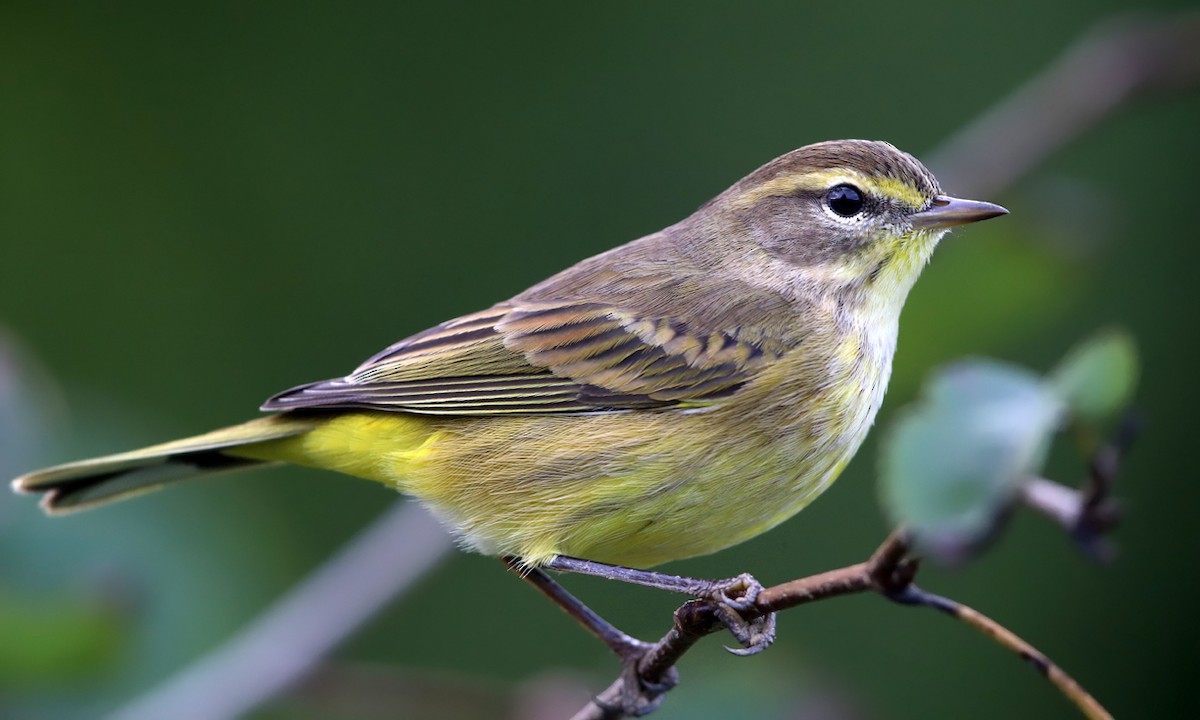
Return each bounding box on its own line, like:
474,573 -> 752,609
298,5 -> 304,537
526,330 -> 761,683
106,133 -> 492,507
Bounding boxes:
12,414 -> 319,514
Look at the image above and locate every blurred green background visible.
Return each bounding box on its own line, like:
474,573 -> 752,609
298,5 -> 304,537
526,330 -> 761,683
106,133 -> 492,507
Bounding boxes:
2,2 -> 1197,718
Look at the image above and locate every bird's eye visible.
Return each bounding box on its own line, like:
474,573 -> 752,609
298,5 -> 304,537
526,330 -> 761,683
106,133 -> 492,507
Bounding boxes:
826,184 -> 865,218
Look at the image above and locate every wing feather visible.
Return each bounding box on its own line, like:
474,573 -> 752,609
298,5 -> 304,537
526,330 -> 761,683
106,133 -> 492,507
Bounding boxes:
262,300 -> 791,415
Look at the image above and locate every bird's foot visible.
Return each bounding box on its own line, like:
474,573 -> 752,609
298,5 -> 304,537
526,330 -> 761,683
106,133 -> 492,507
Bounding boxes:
707,573 -> 776,656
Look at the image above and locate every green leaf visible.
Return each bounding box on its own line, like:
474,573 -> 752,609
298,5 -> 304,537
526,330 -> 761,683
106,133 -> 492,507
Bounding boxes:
1049,328 -> 1139,423
880,360 -> 1063,562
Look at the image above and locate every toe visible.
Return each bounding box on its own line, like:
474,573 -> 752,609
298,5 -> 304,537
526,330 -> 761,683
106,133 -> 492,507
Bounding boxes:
707,572 -> 776,655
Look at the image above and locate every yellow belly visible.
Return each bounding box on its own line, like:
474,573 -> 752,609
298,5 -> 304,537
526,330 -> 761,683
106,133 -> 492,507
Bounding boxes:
244,329 -> 891,568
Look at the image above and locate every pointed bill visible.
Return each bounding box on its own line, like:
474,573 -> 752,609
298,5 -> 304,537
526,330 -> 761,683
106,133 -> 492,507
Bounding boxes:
911,195 -> 1008,229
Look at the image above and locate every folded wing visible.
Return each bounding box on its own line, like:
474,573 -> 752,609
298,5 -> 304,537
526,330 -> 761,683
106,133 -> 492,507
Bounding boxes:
261,301 -> 788,416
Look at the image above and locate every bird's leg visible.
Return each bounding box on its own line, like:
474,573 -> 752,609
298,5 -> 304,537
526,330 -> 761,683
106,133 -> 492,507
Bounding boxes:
544,555 -> 776,655
503,558 -> 677,715
504,557 -> 648,658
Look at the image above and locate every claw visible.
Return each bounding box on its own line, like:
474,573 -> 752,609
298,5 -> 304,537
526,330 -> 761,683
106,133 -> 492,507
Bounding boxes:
707,573 -> 776,656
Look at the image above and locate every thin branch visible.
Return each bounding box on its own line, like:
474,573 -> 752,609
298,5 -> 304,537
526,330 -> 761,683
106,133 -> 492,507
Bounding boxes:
573,531 -> 1112,720
110,501 -> 453,720
901,587 -> 1111,720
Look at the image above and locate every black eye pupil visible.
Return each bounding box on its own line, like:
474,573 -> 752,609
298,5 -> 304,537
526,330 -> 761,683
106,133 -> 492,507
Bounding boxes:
827,184 -> 864,217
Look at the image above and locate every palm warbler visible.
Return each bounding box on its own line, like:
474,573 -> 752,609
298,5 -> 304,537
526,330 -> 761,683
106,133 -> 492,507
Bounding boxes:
13,139 -> 1004,587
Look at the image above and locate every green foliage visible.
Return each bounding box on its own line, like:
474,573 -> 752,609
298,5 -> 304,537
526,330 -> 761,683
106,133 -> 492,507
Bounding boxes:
1049,328 -> 1139,424
880,361 -> 1061,561
880,330 -> 1138,562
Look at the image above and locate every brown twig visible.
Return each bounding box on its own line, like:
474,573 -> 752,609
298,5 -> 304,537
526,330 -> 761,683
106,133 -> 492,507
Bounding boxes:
913,591 -> 1112,720
572,530 -> 1112,720
572,534 -> 911,719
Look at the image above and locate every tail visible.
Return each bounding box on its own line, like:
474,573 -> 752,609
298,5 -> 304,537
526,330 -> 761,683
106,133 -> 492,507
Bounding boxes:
11,414 -> 321,514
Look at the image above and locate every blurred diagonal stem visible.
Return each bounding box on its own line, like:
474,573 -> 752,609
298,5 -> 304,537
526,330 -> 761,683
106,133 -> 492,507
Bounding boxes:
112,12 -> 1193,720
929,11 -> 1200,197
110,502 -> 452,720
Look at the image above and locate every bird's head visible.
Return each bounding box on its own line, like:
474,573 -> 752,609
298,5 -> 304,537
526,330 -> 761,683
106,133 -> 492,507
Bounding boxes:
698,139 -> 1007,313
